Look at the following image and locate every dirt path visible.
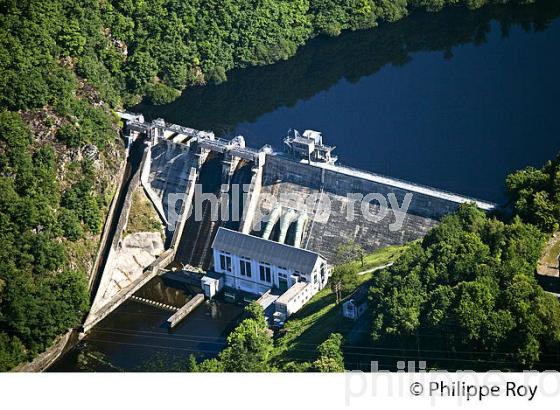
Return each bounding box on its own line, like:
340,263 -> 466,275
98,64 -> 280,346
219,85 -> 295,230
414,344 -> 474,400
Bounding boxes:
538,232 -> 560,277
357,262 -> 394,276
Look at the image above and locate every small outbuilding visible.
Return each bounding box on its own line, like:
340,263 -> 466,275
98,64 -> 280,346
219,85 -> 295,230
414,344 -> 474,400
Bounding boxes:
342,286 -> 368,320
201,271 -> 224,299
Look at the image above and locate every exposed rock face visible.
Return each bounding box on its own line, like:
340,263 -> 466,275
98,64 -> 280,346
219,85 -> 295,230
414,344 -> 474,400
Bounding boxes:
101,232 -> 164,300
82,143 -> 99,162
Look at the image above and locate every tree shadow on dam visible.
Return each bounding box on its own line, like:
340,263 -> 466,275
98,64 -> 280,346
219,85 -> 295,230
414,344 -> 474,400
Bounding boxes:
134,0 -> 560,134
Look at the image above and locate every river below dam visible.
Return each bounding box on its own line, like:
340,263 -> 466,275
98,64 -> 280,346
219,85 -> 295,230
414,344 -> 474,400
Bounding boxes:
51,1 -> 560,371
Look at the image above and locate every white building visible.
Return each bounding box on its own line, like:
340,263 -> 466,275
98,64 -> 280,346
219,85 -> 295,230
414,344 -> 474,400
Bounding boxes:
211,227 -> 330,320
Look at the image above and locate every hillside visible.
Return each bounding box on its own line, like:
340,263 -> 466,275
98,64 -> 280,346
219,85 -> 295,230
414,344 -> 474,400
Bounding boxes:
0,0 -> 536,370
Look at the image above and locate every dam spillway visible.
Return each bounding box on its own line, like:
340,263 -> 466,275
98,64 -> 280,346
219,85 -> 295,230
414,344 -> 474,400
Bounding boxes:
173,153 -> 224,269
136,115 -> 496,262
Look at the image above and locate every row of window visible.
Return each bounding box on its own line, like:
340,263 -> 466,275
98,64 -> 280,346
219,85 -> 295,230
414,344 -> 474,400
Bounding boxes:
218,253 -> 273,284
219,253 -> 232,272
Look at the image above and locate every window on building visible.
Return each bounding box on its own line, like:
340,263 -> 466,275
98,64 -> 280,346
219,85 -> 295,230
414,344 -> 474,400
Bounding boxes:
240,258 -> 252,278
321,263 -> 327,281
219,253 -> 232,272
278,271 -> 288,291
259,263 -> 271,283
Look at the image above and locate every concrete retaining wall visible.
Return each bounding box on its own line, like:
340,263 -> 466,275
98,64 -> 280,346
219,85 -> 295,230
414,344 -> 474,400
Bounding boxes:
86,146 -> 148,322
167,294 -> 205,328
87,162 -> 126,290
13,330 -> 76,372
82,248 -> 175,333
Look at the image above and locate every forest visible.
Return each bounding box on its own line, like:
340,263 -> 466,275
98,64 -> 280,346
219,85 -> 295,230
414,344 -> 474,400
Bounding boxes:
0,0 -> 550,371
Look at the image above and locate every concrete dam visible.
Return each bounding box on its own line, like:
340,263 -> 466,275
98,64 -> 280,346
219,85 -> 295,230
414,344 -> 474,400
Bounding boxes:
141,117 -> 495,261
81,114 -> 496,332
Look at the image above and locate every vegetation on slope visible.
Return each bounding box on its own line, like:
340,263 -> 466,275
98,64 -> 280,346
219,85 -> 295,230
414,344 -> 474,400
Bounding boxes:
369,203 -> 560,370
271,244 -> 408,367
0,0 -> 546,371
124,188 -> 163,237
188,302 -> 345,372
506,153 -> 560,233
0,2 -> 123,370
269,157 -> 560,372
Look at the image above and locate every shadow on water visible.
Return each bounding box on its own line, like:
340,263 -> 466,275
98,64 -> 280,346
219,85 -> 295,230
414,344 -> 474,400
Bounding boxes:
49,276 -> 244,372
134,1 -> 560,132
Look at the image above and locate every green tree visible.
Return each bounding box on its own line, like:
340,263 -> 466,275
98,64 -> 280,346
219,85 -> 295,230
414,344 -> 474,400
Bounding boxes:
59,209 -> 84,241
0,333 -> 26,371
369,204 -> 560,368
313,333 -> 345,372
335,240 -> 365,265
506,154 -> 560,232
56,124 -> 83,148
330,265 -> 359,304
190,304 -> 273,372
146,83 -> 181,105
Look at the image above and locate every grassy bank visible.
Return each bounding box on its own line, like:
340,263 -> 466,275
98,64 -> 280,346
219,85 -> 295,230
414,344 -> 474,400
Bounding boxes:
124,188 -> 163,237
272,243 -> 410,366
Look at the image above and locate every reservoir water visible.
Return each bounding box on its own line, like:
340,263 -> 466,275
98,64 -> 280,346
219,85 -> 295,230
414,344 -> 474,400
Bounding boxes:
136,1 -> 560,203
52,1 -> 560,371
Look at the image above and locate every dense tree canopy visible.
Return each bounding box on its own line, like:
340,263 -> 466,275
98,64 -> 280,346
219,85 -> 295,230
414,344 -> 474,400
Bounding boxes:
1,0 -> 535,110
506,153 -> 560,232
369,204 -> 560,368
189,303 -> 274,372
313,333 -> 345,372
189,304 -> 346,372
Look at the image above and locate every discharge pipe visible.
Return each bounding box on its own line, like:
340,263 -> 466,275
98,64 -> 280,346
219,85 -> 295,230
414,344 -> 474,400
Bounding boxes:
293,213 -> 308,248
277,209 -> 297,244
262,206 -> 281,240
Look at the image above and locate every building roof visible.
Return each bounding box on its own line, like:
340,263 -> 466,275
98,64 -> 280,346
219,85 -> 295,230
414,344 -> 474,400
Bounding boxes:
343,285 -> 369,306
212,228 -> 323,273
276,282 -> 309,305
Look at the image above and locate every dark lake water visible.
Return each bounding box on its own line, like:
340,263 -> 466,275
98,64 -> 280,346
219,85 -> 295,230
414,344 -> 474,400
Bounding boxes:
136,1 -> 560,203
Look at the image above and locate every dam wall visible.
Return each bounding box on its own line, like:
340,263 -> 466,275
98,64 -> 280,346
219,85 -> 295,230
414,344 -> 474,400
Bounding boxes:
144,139 -> 199,238
82,114 -> 498,333
119,117 -> 496,264
258,155 -> 494,259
